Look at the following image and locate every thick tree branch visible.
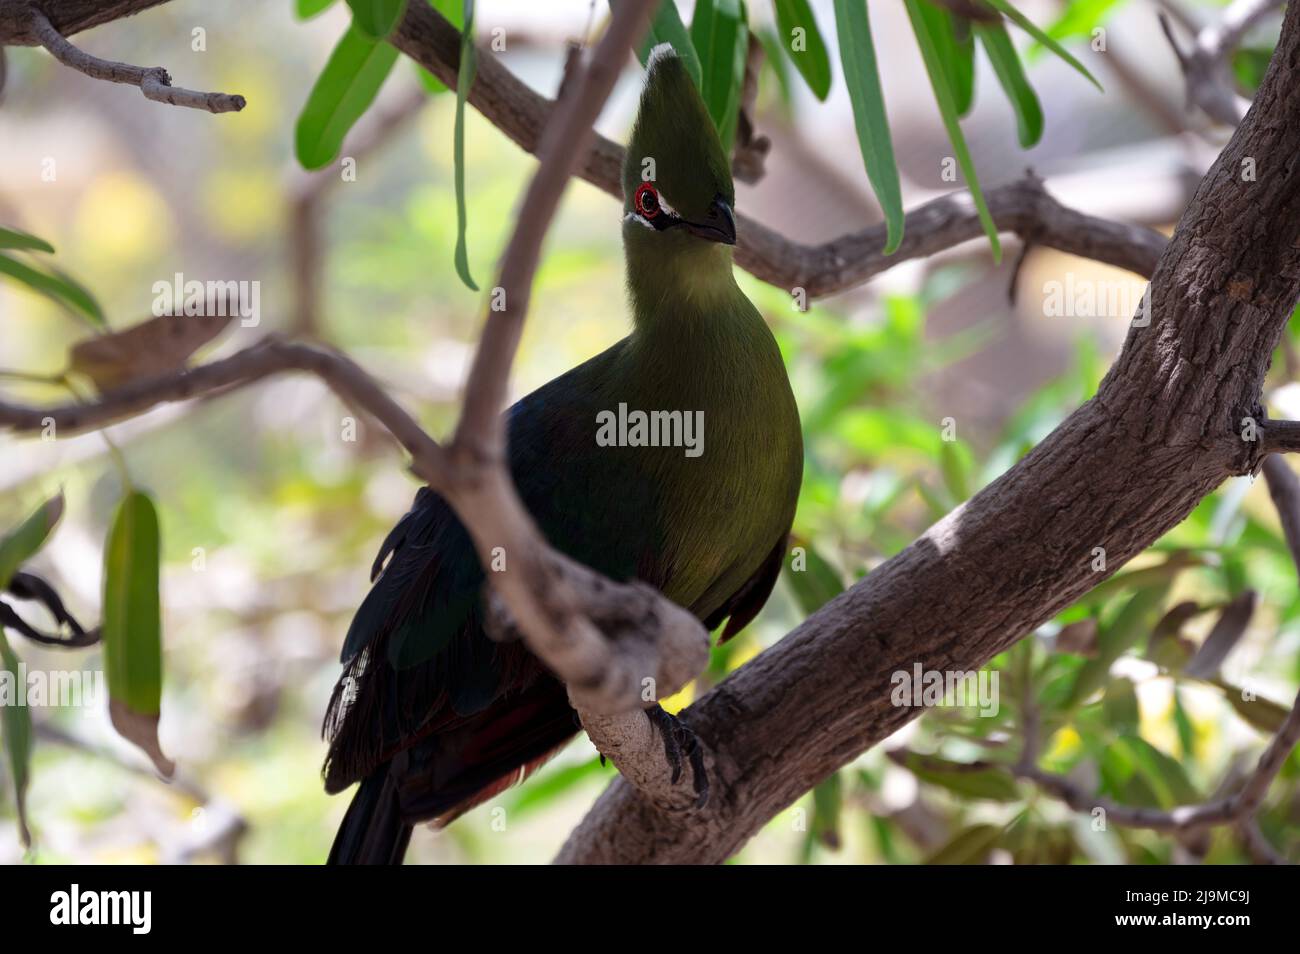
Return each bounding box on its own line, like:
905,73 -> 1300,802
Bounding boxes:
27,7 -> 244,112
0,0 -> 1164,296
7,0 -> 1300,861
0,334 -> 706,748
390,3 -> 1164,297
1,0 -> 708,815
556,2 -> 1300,863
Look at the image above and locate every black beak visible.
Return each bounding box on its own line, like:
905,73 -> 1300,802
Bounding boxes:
682,196 -> 736,246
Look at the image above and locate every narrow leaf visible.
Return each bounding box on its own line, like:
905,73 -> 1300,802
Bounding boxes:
983,0 -> 1103,91
0,630 -> 32,848
0,253 -> 104,327
939,439 -> 970,503
833,0 -> 903,253
69,312 -> 234,394
1064,584 -> 1167,709
925,823 -> 1004,864
296,0 -> 339,18
771,0 -> 831,100
931,8 -> 975,116
906,0 -> 1001,262
0,493 -> 65,590
690,0 -> 748,153
627,1 -> 703,89
0,226 -> 54,254
976,20 -> 1044,147
416,0 -> 464,93
783,541 -> 844,616
346,0 -> 409,38
294,24 -> 400,170
102,491 -> 173,777
453,0 -> 478,290
1185,590 -> 1256,679
905,754 -> 1021,802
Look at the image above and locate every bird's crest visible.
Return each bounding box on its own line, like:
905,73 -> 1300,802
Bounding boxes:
622,44 -> 734,228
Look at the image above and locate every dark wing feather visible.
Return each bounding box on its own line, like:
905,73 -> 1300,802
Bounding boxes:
704,532 -> 790,643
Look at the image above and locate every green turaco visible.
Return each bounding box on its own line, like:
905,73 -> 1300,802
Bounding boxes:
324,45 -> 803,864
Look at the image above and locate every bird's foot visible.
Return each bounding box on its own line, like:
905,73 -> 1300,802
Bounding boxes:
646,703 -> 709,809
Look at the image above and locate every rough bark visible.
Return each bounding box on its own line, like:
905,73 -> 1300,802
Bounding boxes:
6,0 -> 1300,865
555,4 -> 1300,863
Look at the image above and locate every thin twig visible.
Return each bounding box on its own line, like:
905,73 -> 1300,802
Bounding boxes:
1159,0 -> 1285,125
29,8 -> 244,113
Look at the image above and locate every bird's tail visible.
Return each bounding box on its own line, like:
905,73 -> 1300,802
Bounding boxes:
328,768 -> 412,866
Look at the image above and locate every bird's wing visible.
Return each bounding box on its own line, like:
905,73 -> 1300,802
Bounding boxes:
323,340 -> 655,793
704,530 -> 791,643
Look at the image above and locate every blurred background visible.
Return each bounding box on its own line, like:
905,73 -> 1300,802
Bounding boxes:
1,0 -> 1297,864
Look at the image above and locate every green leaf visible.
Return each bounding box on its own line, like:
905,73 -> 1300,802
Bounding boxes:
628,1 -> 703,89
0,493 -> 64,590
1042,0 -> 1123,44
939,439 -> 971,503
294,24 -> 400,170
102,491 -> 173,777
1110,735 -> 1200,808
690,0 -> 748,153
905,754 -> 1021,802
810,773 -> 843,850
296,0 -> 339,19
0,630 -> 32,848
415,0 -> 463,93
771,0 -> 831,100
1214,680 -> 1291,734
0,226 -> 54,254
509,757 -> 611,816
0,253 -> 104,327
783,540 -> 844,616
1063,584 -> 1168,709
976,20 -> 1043,147
905,0 -> 1001,263
925,822 -> 1004,864
930,7 -> 975,116
346,0 -> 409,38
832,0 -> 903,254
983,0 -> 1103,92
452,0 -> 478,290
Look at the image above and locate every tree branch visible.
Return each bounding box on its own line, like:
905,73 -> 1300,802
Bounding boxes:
389,3 -> 1165,298
6,0 -> 1300,861
0,0 -> 1165,295
1160,0 -> 1285,125
1,0 -> 708,816
556,1 -> 1300,863
27,7 -> 244,113
0,334 -> 706,744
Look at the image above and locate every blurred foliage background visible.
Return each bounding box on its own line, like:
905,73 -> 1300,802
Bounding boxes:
1,0 -> 1298,864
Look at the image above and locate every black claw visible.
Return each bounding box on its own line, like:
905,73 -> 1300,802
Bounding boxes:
646,704 -> 709,808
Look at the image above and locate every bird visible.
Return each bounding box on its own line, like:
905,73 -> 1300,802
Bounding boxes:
323,44 -> 803,865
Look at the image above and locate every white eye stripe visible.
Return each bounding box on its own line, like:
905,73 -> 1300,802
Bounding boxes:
624,211 -> 655,230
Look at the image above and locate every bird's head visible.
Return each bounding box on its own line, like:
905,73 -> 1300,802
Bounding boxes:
621,44 -> 737,256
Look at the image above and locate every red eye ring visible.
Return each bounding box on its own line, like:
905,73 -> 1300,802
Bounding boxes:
634,182 -> 660,219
